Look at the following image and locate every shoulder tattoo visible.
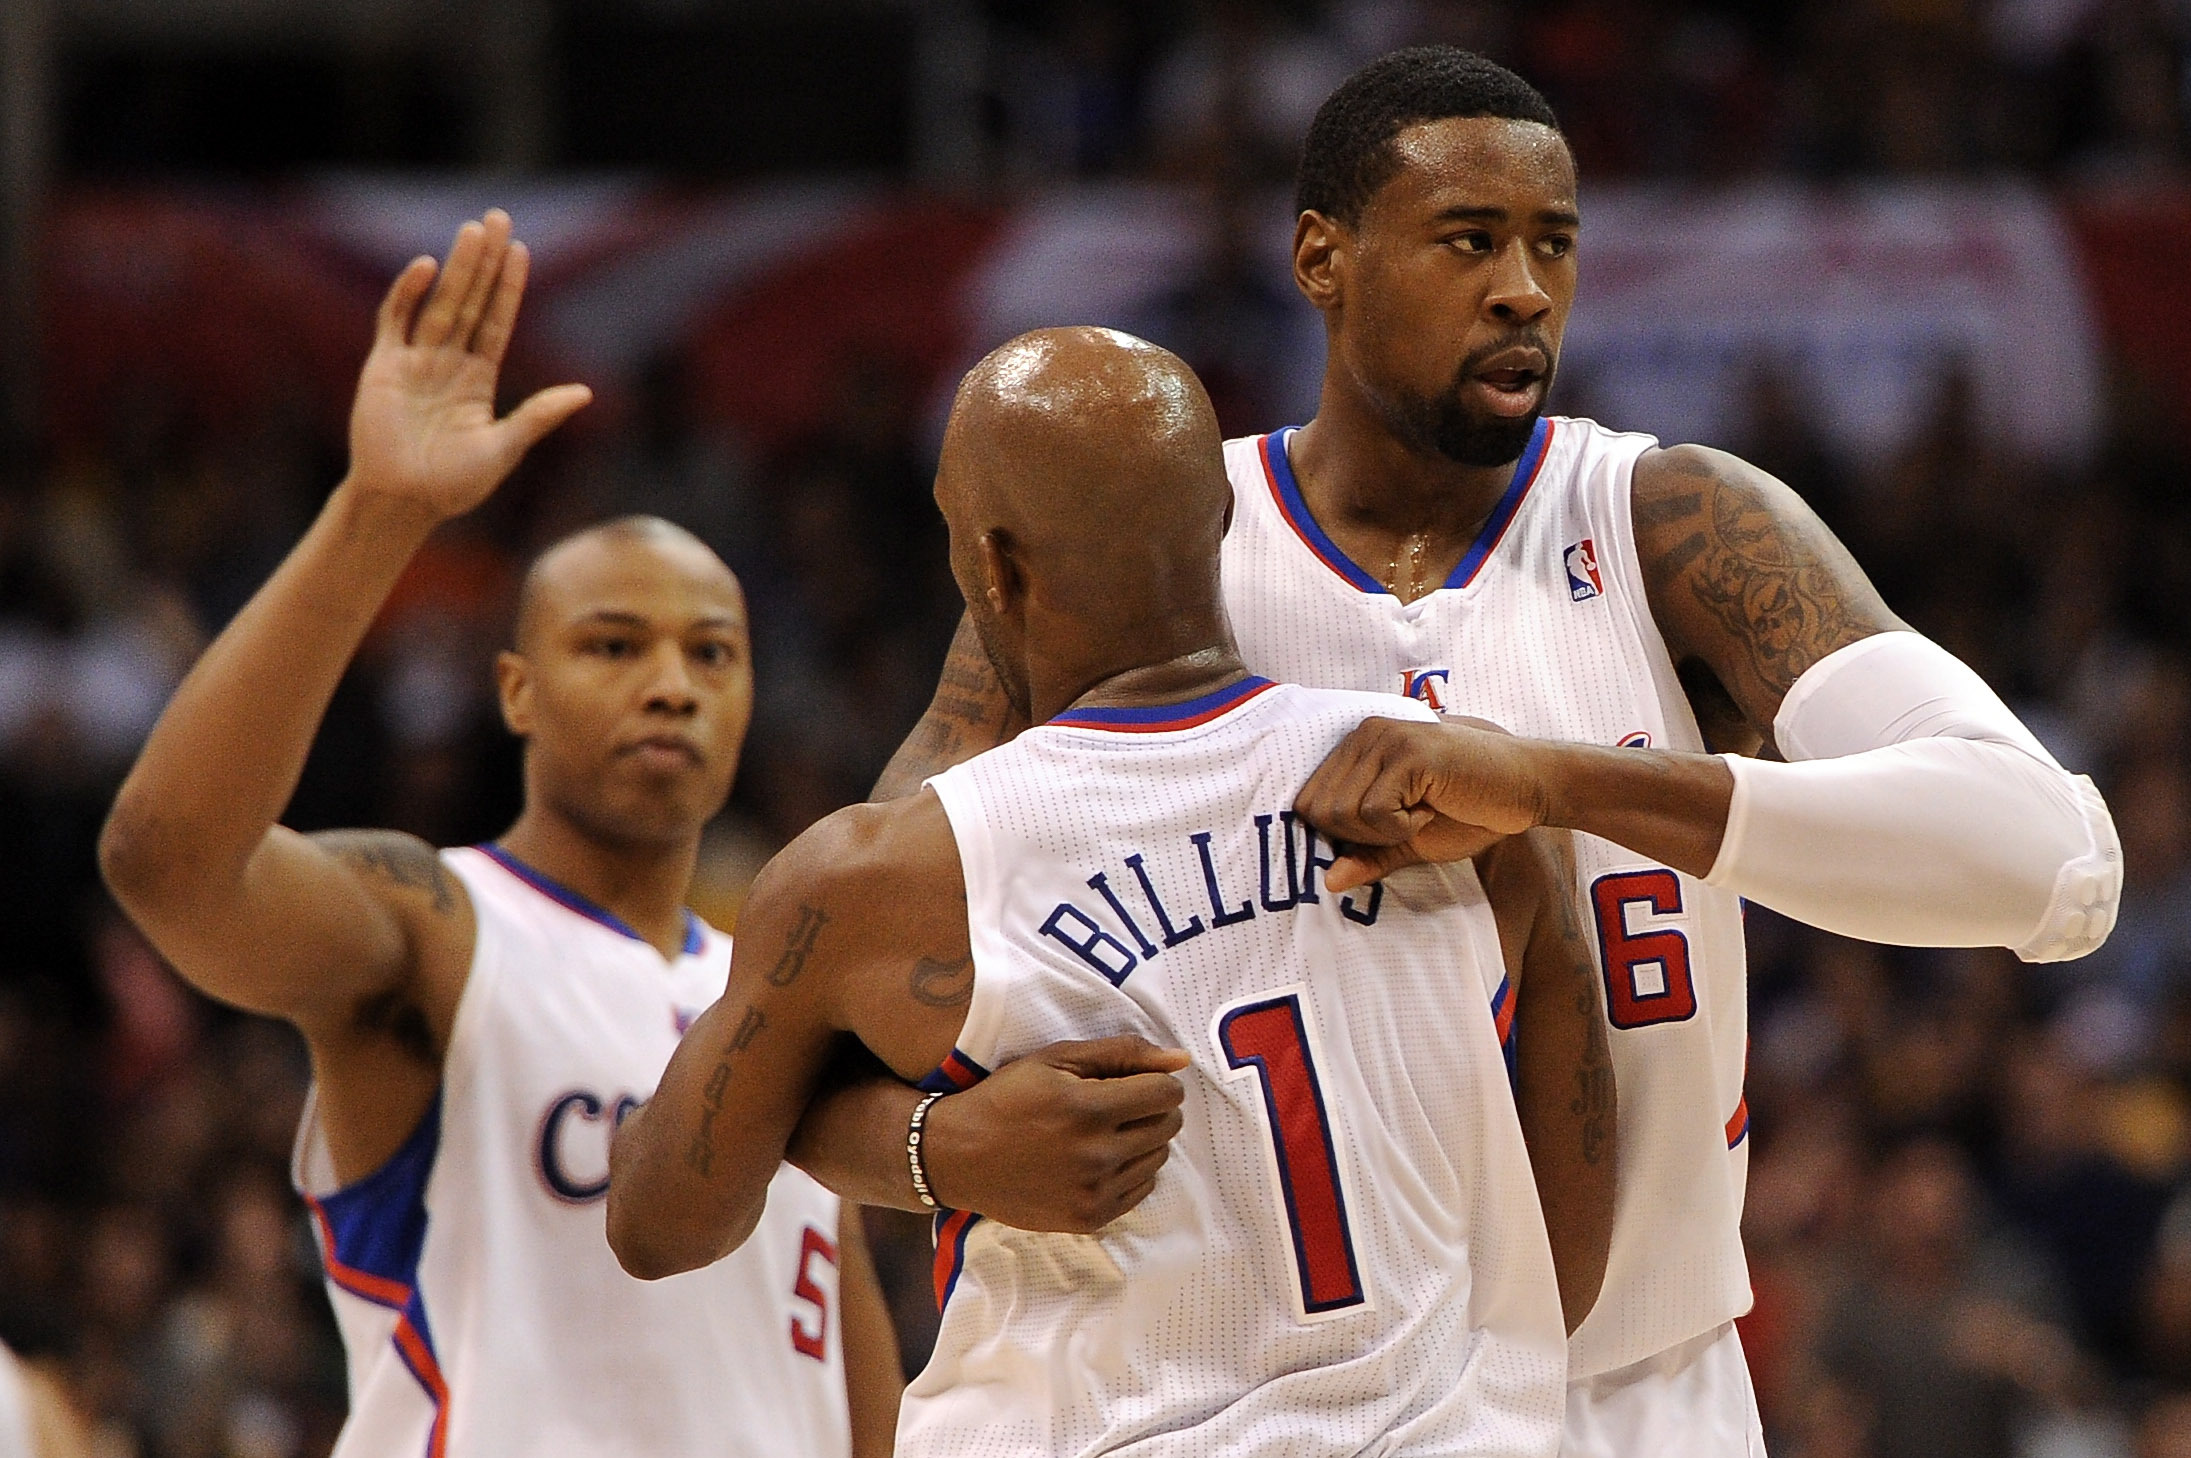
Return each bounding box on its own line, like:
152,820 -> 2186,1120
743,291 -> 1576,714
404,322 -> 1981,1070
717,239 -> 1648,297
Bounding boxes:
321,831 -> 458,915
1638,450 -> 1877,709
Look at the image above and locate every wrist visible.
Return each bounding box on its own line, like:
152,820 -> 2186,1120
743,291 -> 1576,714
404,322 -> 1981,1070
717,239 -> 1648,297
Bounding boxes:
327,475 -> 450,545
910,1091 -> 959,1210
1510,737 -> 1573,832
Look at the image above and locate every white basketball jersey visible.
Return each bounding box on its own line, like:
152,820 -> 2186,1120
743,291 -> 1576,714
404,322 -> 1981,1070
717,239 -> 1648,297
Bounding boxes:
0,1343 -> 31,1458
1221,417 -> 1752,1380
902,679 -> 1567,1458
292,845 -> 851,1458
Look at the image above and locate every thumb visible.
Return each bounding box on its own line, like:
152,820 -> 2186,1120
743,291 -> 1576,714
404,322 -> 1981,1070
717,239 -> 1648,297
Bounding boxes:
1043,1035 -> 1192,1080
496,382 -> 594,464
1323,841 -> 1427,893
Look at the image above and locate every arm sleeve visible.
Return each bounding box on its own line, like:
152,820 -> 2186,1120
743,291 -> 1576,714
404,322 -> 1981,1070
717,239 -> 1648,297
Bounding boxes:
1701,632 -> 2121,962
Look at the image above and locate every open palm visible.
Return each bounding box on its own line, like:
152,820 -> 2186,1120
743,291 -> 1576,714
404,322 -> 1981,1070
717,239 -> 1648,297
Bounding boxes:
347,209 -> 591,521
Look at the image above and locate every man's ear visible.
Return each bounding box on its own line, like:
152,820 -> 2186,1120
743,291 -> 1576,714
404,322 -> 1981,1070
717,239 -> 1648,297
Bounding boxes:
1293,209 -> 1347,313
496,650 -> 533,737
977,529 -> 1025,622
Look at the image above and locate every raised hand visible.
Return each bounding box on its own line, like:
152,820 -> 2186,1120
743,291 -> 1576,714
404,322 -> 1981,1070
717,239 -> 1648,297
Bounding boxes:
345,209 -> 592,522
1294,716 -> 1549,891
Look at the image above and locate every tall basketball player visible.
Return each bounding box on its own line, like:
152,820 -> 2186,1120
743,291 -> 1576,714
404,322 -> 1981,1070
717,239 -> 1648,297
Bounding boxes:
609,328 -> 1613,1457
96,211 -> 922,1456
795,49 -> 2124,1458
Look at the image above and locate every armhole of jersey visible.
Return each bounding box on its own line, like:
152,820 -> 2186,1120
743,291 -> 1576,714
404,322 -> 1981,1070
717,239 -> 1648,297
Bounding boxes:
433,848 -> 508,1103
923,769 -> 1010,1069
1221,435 -> 1270,541
1602,438 -> 1710,751
291,852 -> 498,1201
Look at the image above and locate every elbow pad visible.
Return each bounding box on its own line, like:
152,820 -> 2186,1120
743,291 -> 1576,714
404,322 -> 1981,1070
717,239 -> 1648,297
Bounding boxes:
1706,632 -> 2121,962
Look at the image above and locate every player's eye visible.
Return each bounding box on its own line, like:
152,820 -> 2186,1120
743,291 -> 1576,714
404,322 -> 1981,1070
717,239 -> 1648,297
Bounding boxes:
1448,231 -> 1494,255
1537,235 -> 1574,259
690,640 -> 738,668
586,637 -> 637,659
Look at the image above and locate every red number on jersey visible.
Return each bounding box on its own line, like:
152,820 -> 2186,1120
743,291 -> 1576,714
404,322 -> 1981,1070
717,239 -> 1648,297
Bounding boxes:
1215,989 -> 1365,1318
790,1224 -> 839,1361
1591,870 -> 1697,1028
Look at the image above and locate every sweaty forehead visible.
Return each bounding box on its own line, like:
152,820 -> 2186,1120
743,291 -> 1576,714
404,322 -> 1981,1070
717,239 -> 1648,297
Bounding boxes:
1374,116 -> 1577,219
518,534 -> 745,645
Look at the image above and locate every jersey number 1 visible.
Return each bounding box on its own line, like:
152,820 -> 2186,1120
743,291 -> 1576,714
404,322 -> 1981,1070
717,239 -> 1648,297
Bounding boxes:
1591,869 -> 1697,1028
1215,988 -> 1366,1320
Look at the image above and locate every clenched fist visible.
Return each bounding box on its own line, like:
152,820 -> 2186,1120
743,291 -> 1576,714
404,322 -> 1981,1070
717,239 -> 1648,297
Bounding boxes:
1294,716 -> 1551,890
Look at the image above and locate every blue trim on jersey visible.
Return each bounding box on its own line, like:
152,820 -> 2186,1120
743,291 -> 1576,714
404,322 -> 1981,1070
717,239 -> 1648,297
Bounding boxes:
1490,975 -> 1519,1095
306,1094 -> 453,1453
1261,418 -> 1554,594
1261,428 -> 1385,593
476,843 -> 703,956
314,1093 -> 441,1295
917,1048 -> 991,1094
934,1209 -> 981,1310
1049,677 -> 1276,732
1446,417 -> 1553,590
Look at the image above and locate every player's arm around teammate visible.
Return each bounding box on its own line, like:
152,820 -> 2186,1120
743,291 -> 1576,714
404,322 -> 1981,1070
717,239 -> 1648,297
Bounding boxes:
783,619 -> 1195,1237
97,211 -> 586,1180
617,771 -> 1186,1275
1292,446 -> 2120,963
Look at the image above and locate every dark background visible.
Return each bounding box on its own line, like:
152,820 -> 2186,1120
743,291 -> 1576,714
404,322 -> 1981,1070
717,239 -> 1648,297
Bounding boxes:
3,2 -> 2191,1455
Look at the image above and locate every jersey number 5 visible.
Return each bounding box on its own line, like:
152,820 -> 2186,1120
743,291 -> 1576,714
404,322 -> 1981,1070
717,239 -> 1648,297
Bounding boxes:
790,1224 -> 838,1361
1214,988 -> 1366,1321
1591,870 -> 1697,1028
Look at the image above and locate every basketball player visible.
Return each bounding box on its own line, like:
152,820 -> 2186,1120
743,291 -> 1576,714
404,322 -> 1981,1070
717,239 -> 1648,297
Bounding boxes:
797,48 -> 2124,1458
609,327 -> 1613,1457
95,211 -> 925,1456
0,1342 -> 90,1458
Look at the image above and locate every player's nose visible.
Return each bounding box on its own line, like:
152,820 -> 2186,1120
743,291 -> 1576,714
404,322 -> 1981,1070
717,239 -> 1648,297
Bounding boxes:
641,641 -> 701,714
1482,240 -> 1552,325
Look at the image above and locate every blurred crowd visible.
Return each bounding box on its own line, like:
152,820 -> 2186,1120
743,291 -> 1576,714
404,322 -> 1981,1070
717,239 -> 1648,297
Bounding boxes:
1,1 -> 2189,1455
973,0 -> 2191,186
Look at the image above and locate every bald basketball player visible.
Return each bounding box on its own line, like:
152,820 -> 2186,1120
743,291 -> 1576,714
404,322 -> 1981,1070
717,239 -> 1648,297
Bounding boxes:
794,47 -> 2123,1458
97,211 -> 946,1457
608,327 -> 1611,1456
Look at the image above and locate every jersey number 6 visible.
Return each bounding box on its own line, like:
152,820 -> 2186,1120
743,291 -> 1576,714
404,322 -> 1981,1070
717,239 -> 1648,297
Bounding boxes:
1590,869 -> 1697,1028
1215,988 -> 1366,1321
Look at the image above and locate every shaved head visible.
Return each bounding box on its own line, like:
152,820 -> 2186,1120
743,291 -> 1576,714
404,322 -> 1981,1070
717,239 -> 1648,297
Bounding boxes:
514,516 -> 731,652
936,327 -> 1237,722
497,515 -> 752,848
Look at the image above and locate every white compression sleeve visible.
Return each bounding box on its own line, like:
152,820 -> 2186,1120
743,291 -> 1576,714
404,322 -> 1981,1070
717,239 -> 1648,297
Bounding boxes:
1702,632 -> 2121,962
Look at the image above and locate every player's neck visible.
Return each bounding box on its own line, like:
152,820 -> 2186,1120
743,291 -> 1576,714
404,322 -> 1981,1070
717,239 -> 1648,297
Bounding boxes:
494,808 -> 699,961
1290,395 -> 1524,573
1038,643 -> 1252,726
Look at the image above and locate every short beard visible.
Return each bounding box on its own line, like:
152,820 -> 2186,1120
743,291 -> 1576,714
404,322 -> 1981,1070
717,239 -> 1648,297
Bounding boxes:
1385,345 -> 1555,469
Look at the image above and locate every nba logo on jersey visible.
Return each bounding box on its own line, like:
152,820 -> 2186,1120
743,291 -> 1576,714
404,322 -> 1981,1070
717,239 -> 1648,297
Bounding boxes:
1564,539 -> 1603,602
1401,668 -> 1451,710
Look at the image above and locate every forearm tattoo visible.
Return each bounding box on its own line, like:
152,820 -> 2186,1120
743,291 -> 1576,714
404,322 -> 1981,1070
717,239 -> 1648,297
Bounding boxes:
681,1005 -> 770,1180
1553,887 -> 1615,1167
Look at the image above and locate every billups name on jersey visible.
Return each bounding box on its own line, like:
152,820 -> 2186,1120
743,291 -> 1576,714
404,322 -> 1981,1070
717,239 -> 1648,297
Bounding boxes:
1037,810 -> 1382,987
